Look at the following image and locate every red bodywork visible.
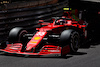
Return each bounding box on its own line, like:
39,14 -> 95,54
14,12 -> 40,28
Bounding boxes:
0,16 -> 86,56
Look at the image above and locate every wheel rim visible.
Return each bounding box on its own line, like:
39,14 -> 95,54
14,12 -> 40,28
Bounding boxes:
19,30 -> 27,42
71,35 -> 79,52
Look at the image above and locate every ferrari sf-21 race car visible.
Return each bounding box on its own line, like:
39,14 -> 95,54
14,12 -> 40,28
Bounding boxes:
0,16 -> 87,57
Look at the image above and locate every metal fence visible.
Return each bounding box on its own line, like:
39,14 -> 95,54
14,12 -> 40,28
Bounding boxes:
0,0 -> 68,42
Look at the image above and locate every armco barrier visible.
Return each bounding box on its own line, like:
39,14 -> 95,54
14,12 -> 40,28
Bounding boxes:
0,0 -> 68,42
0,0 -> 58,10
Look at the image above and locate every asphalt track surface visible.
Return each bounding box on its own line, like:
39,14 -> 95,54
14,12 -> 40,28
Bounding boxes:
81,0 -> 100,2
0,40 -> 100,67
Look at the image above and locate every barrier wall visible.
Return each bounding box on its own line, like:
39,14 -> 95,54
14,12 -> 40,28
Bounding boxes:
0,0 -> 68,42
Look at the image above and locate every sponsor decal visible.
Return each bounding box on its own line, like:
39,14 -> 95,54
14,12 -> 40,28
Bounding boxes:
63,8 -> 72,11
48,50 -> 60,52
27,46 -> 31,50
30,41 -> 37,43
34,37 -> 40,40
36,32 -> 45,36
48,50 -> 50,52
9,47 -> 11,49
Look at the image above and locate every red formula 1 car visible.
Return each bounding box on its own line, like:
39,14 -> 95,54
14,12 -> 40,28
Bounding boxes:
0,15 -> 87,57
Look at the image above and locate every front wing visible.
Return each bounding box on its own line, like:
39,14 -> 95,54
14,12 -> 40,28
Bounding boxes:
0,43 -> 63,56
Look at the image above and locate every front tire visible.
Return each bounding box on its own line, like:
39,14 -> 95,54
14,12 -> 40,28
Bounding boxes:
60,29 -> 80,54
8,27 -> 28,43
70,31 -> 80,52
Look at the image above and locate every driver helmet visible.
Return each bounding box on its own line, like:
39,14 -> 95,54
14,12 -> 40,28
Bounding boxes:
56,19 -> 66,25
62,16 -> 67,19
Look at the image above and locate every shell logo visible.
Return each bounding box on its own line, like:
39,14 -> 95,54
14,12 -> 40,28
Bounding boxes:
34,37 -> 41,40
9,47 -> 11,49
48,50 -> 50,52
